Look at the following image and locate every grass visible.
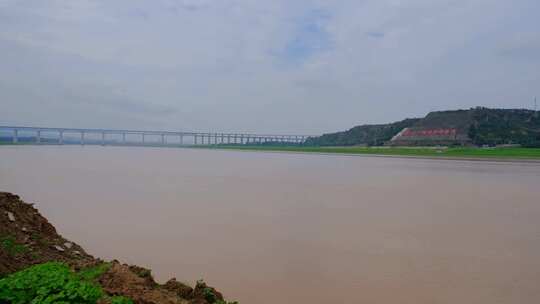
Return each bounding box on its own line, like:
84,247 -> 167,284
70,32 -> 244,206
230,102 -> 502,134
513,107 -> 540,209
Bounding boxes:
200,145 -> 540,160
4,140 -> 539,159
77,263 -> 111,281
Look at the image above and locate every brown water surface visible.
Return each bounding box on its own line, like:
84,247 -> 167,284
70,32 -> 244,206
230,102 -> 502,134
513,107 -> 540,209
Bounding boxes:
1,146 -> 539,303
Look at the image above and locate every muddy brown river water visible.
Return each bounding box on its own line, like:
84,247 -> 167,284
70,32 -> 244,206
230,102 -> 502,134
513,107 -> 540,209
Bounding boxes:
1,146 -> 540,303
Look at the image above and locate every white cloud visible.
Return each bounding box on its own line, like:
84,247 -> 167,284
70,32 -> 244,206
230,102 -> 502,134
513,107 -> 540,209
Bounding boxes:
0,0 -> 539,133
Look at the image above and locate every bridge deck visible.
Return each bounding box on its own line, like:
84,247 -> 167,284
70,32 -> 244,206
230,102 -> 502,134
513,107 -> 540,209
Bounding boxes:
0,125 -> 315,146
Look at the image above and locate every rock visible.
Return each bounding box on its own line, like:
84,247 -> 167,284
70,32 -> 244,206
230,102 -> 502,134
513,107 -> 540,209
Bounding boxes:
73,250 -> 81,255
22,227 -> 28,232
99,263 -> 185,304
192,280 -> 224,303
54,245 -> 65,252
128,265 -> 153,280
6,211 -> 15,222
164,278 -> 194,298
64,242 -> 73,249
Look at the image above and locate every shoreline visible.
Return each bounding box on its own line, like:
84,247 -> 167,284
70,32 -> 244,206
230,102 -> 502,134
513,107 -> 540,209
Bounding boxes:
199,146 -> 540,164
0,192 -> 233,304
2,143 -> 540,163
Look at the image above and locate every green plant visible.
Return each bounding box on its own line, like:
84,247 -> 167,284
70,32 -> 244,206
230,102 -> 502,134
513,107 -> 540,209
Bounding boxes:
30,232 -> 51,247
0,235 -> 28,256
110,296 -> 134,304
202,287 -> 217,302
198,281 -> 238,304
0,262 -> 103,304
137,268 -> 151,278
78,262 -> 111,281
30,232 -> 41,241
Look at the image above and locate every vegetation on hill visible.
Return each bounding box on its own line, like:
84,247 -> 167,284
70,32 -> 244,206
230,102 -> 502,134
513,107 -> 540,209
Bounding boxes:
305,108 -> 540,147
411,109 -> 473,131
468,108 -> 540,147
0,261 -> 133,304
304,118 -> 420,146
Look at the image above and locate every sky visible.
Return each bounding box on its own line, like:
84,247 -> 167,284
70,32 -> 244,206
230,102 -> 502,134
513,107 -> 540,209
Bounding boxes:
1,0 -> 539,134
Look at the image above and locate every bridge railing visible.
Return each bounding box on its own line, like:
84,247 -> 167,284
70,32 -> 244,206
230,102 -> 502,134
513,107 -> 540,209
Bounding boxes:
0,126 -> 315,147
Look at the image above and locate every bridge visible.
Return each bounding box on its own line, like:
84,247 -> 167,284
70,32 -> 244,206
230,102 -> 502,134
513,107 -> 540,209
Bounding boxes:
0,126 -> 314,147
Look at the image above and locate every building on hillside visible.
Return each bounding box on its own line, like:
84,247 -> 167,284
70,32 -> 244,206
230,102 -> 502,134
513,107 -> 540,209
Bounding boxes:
389,127 -> 472,146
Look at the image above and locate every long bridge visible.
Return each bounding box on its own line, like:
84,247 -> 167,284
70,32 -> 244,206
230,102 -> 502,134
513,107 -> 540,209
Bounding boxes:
0,126 -> 314,146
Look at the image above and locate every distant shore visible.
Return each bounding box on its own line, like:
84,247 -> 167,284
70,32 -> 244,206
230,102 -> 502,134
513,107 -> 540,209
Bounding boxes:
2,142 -> 540,162
197,145 -> 540,162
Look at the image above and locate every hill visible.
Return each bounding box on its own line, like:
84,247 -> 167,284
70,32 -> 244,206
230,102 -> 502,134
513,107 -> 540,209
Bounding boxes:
468,108 -> 540,147
306,108 -> 540,147
304,118 -> 420,146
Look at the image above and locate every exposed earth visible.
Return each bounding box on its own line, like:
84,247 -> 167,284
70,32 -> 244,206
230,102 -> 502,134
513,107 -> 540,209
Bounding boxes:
0,192 -> 229,304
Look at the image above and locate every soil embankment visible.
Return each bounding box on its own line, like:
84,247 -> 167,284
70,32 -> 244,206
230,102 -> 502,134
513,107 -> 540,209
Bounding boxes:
0,192 -> 228,304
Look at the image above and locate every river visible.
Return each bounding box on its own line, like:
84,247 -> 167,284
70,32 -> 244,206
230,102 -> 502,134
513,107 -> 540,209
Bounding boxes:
1,146 -> 539,303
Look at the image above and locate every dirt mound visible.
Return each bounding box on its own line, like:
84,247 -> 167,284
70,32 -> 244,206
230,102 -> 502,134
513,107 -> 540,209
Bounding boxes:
0,192 -> 229,304
0,192 -> 94,275
99,261 -> 189,304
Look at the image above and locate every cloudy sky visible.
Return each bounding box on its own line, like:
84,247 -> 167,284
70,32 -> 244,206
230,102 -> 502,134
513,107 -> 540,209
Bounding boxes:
1,0 -> 539,134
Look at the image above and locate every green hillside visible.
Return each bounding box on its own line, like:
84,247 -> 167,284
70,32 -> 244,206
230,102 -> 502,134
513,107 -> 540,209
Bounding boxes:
306,108 -> 540,147
469,108 -> 540,147
304,118 -> 420,146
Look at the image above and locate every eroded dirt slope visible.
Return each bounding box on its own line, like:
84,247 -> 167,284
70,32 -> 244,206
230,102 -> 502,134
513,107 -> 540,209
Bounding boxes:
0,192 -> 228,304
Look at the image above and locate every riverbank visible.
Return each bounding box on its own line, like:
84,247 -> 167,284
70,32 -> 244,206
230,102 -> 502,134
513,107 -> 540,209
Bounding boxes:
4,142 -> 540,161
0,192 -> 236,304
198,145 -> 540,161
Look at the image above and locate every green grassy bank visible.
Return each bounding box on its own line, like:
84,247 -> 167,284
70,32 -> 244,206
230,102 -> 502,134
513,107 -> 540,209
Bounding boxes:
201,145 -> 540,160
2,141 -> 540,160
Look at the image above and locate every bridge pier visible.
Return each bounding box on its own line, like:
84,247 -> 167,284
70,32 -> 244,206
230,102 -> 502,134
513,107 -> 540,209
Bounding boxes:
179,134 -> 183,145
122,133 -> 126,145
59,130 -> 64,145
36,130 -> 41,144
12,129 -> 18,144
81,132 -> 85,145
101,132 -> 106,146
194,134 -> 198,145
142,134 -> 145,145
161,134 -> 165,145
